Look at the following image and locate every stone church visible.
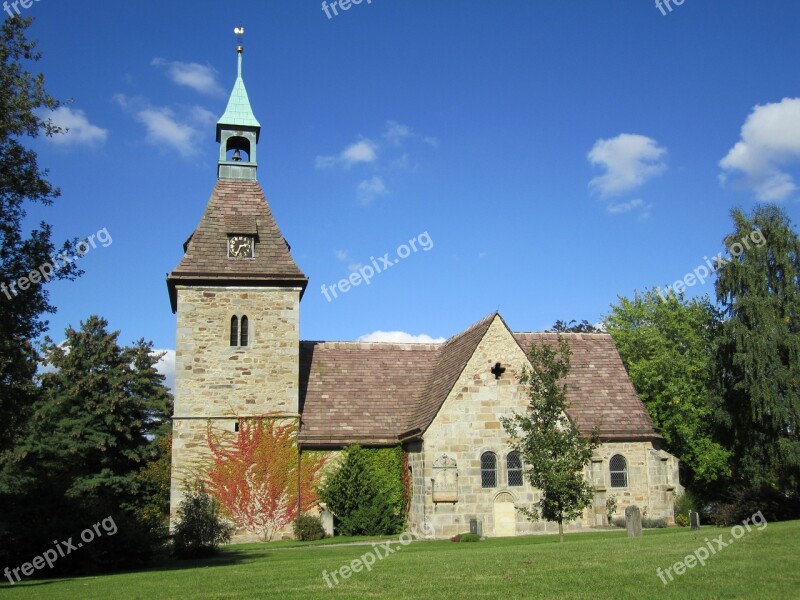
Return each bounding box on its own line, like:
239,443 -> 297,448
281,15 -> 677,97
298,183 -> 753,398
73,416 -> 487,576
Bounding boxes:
167,43 -> 682,540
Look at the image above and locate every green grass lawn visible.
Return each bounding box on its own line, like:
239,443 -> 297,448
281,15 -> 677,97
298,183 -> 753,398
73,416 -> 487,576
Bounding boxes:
3,521 -> 799,599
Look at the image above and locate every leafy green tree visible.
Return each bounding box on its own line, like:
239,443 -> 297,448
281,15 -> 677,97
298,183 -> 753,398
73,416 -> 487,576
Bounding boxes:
3,316 -> 173,570
605,289 -> 730,498
715,204 -> 800,493
549,319 -> 603,333
501,337 -> 599,542
319,445 -> 404,536
0,16 -> 81,464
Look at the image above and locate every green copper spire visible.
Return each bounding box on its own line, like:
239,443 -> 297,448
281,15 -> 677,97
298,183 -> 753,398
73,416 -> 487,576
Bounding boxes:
216,44 -> 261,139
217,28 -> 261,181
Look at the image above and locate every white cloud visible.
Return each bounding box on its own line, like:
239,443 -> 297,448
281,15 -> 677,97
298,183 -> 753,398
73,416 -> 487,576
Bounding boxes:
152,58 -> 224,96
382,120 -> 438,148
188,105 -> 217,126
719,97 -> 800,201
383,121 -> 412,146
114,94 -> 210,158
607,199 -> 643,214
333,249 -> 362,272
316,123 -> 435,204
315,155 -> 338,169
357,176 -> 388,205
43,107 -> 108,146
342,140 -> 377,164
316,139 -> 378,169
358,331 -> 446,344
588,134 -> 667,197
153,349 -> 175,392
607,198 -> 653,219
137,108 -> 201,157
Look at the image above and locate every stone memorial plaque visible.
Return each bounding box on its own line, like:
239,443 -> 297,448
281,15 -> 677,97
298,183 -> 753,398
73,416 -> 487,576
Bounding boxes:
432,454 -> 458,503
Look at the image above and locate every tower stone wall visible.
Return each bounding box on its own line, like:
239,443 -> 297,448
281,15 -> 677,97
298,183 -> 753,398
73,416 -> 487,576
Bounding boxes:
169,285 -> 302,526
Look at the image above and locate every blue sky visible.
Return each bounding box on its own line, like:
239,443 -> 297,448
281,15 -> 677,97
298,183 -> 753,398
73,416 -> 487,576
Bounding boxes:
14,0 -> 800,384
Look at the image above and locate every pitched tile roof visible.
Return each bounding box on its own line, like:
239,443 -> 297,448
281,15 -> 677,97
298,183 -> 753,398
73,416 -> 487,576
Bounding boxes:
514,333 -> 658,439
298,315 -> 660,447
167,179 -> 307,311
298,341 -> 439,446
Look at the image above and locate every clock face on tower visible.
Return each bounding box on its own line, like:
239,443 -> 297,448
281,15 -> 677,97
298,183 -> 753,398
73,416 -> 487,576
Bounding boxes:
228,235 -> 254,258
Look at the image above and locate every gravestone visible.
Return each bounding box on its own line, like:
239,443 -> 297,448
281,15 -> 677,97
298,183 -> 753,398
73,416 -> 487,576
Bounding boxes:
625,505 -> 642,537
320,508 -> 334,537
690,511 -> 700,530
469,518 -> 483,536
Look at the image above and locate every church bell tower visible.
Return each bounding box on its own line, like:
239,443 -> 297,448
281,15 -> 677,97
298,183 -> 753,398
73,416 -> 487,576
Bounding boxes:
166,30 -> 308,524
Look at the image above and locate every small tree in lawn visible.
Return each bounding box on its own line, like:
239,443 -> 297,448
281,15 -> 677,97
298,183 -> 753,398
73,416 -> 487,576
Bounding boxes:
173,480 -> 234,558
501,336 -> 599,542
205,417 -> 327,541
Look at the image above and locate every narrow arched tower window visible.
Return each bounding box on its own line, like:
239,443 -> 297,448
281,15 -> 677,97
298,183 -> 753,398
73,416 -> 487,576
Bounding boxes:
230,315 -> 239,347
240,315 -> 249,347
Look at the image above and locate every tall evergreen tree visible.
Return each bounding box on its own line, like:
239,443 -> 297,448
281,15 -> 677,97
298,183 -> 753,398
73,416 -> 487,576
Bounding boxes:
501,337 -> 599,542
0,16 -> 81,462
715,204 -> 800,493
4,316 -> 172,570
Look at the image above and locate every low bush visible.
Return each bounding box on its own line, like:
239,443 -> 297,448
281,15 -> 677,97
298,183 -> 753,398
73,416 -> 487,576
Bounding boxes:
611,516 -> 666,528
710,485 -> 800,526
641,518 -> 667,529
451,532 -> 481,542
173,483 -> 235,559
293,514 -> 326,541
675,513 -> 689,527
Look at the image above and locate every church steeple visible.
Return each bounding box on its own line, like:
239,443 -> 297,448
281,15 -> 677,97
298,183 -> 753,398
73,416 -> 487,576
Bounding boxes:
217,28 -> 261,181
166,27 -> 307,313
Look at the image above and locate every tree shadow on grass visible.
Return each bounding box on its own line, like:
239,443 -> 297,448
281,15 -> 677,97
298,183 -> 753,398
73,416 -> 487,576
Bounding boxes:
0,547 -> 273,591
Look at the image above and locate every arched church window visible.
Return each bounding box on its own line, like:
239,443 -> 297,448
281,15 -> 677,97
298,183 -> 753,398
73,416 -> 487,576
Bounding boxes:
230,316 -> 239,347
507,452 -> 523,487
481,452 -> 497,488
240,315 -> 249,347
610,454 -> 628,488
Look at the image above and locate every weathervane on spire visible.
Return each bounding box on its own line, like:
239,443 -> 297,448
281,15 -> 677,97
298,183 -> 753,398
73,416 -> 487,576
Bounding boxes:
234,26 -> 245,54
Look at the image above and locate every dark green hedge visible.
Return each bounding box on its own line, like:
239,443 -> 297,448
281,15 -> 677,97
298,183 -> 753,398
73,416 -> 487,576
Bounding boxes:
319,445 -> 405,536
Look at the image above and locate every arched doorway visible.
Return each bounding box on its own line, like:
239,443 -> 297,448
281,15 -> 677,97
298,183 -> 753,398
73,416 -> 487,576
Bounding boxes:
493,492 -> 516,537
